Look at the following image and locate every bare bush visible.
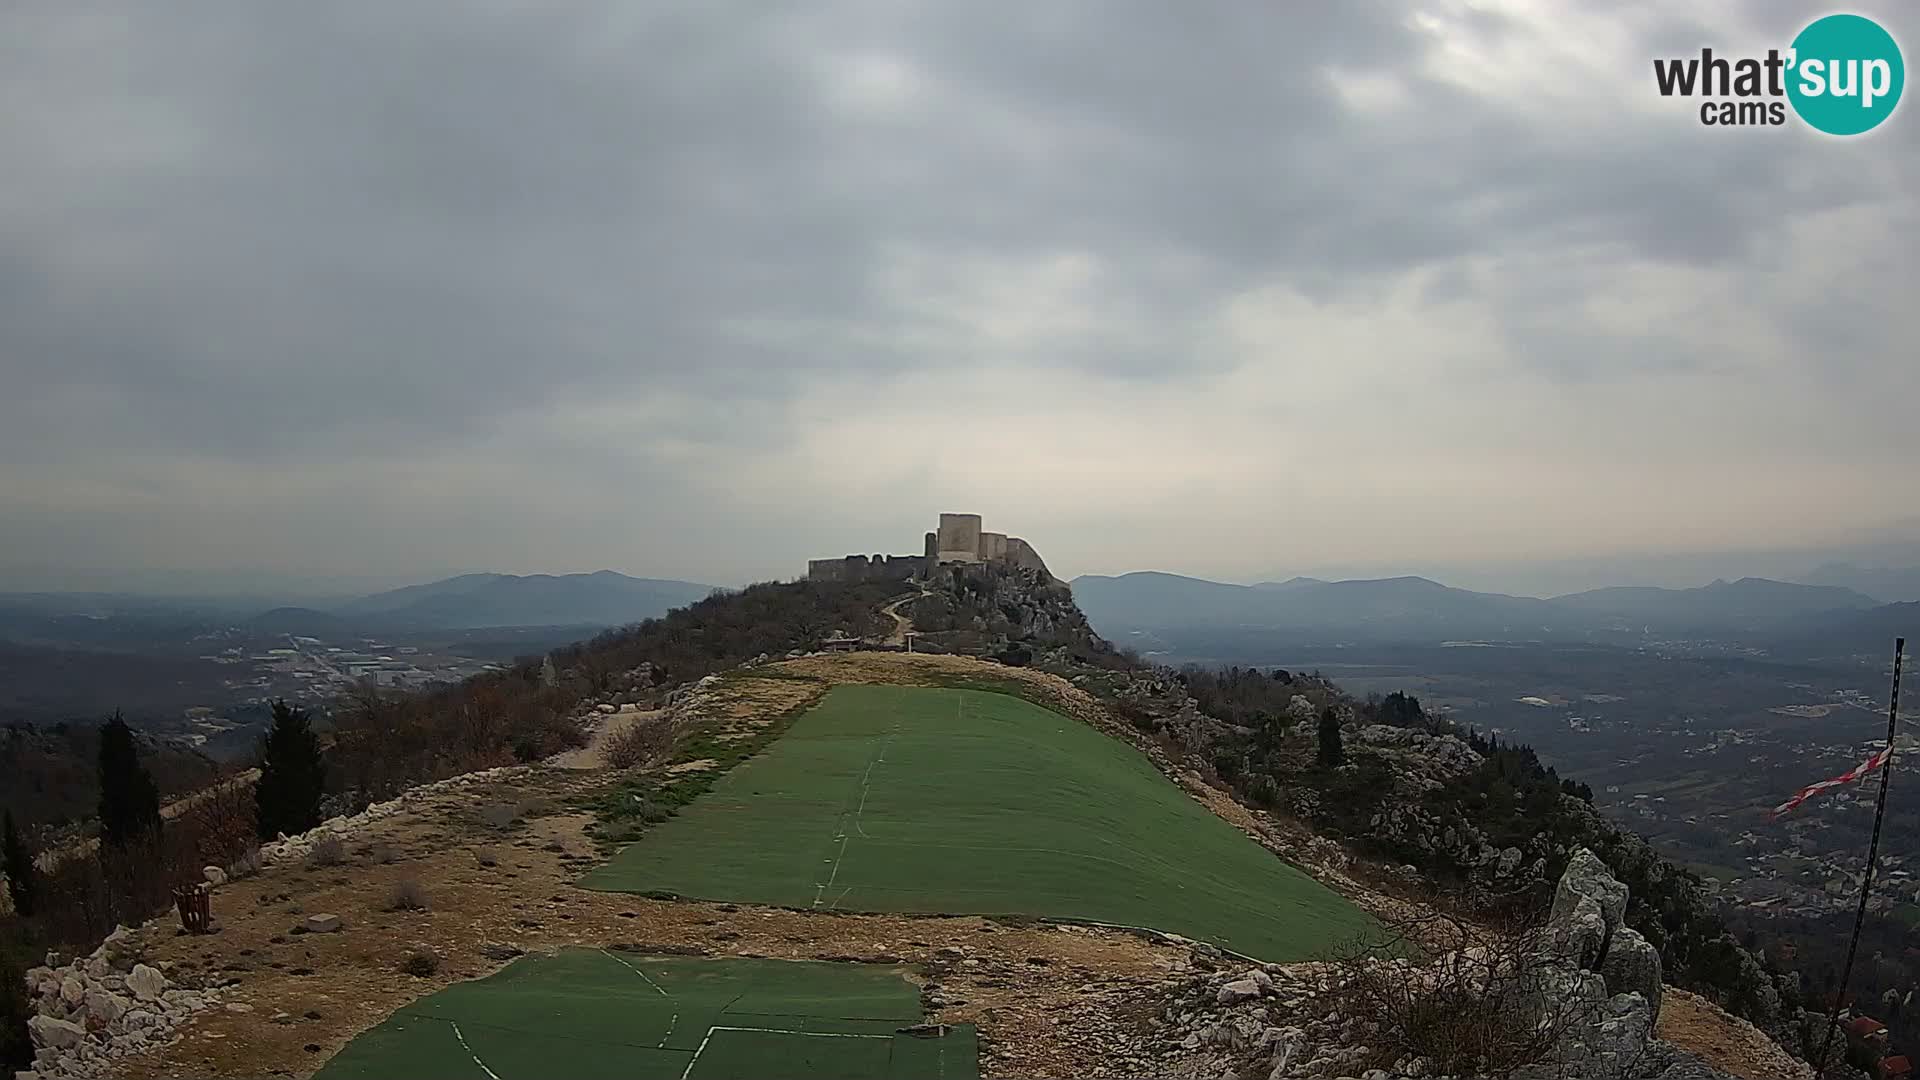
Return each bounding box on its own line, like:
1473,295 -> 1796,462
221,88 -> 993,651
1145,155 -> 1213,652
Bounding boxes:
367,841 -> 398,865
476,804 -> 517,830
305,835 -> 346,868
1326,906 -> 1598,1080
227,846 -> 263,880
400,948 -> 440,977
386,877 -> 428,912
603,717 -> 676,769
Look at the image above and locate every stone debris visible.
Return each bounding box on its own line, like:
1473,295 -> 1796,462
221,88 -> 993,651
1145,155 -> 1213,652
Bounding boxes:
21,925 -> 218,1079
1137,851 -> 1738,1080
256,763 -> 533,866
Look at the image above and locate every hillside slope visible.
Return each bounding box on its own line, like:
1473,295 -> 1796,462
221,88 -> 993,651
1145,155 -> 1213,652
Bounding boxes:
12,569 -> 1823,1080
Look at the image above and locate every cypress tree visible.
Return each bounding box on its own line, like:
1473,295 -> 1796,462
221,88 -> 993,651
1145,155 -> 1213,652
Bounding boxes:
97,712 -> 161,847
1,810 -> 33,917
1316,705 -> 1345,769
255,700 -> 327,840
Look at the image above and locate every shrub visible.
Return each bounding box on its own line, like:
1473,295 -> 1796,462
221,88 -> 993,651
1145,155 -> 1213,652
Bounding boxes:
1327,908 -> 1597,1080
476,804 -> 517,830
368,842 -> 398,865
400,948 -> 440,977
387,878 -> 428,912
603,719 -> 674,770
227,846 -> 263,880
305,836 -> 346,868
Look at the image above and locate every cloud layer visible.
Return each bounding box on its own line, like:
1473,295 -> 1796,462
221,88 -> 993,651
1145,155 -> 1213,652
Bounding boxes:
4,1 -> 1916,593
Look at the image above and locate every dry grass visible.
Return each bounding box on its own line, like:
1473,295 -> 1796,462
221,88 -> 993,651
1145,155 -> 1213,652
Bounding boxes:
305,835 -> 346,868
386,878 -> 428,912
603,716 -> 676,769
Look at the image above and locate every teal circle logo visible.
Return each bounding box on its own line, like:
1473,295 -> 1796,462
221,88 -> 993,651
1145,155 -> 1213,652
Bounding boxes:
1787,14 -> 1904,135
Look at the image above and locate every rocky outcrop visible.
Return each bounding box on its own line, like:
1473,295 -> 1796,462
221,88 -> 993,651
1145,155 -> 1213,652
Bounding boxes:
1143,850 -> 1737,1080
20,925 -> 218,1078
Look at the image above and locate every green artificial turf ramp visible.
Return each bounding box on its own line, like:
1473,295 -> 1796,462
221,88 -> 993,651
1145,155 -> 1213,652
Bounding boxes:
313,950 -> 975,1080
582,684 -> 1375,960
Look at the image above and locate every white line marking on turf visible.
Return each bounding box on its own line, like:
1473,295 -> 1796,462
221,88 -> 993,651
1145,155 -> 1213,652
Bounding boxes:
600,948 -> 678,1047
681,1021 -> 899,1075
853,730 -> 896,839
448,1021 -> 502,1080
813,834 -> 851,908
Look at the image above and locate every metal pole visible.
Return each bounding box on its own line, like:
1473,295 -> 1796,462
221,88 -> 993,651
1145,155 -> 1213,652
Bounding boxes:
1816,637 -> 1904,1075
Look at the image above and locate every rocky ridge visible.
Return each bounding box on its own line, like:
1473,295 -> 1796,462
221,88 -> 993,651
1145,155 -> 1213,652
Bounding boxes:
1141,850 -> 1733,1080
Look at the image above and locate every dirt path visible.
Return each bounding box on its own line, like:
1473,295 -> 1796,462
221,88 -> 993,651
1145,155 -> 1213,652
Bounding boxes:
548,706 -> 667,769
878,590 -> 926,647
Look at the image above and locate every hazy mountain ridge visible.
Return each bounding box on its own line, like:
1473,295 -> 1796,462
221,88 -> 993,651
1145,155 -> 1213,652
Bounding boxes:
1071,569 -> 1891,643
332,570 -> 718,629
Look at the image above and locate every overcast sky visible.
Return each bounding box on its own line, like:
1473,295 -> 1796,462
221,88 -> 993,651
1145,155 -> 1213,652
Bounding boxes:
4,1 -> 1916,597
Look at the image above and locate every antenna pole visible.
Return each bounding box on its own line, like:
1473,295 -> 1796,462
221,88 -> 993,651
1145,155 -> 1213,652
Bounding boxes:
1816,637 -> 1904,1075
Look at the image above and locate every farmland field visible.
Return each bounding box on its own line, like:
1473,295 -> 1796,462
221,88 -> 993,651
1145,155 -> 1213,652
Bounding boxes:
583,684 -> 1374,960
313,950 -> 974,1080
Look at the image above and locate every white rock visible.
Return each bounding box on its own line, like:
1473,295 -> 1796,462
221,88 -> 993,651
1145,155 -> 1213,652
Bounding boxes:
59,977 -> 85,1006
126,964 -> 167,1002
85,989 -> 128,1024
203,865 -> 228,887
306,913 -> 343,934
1216,978 -> 1264,1005
27,1015 -> 86,1049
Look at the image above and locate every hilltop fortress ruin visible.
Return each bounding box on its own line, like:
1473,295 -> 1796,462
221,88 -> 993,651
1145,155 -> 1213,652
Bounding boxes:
807,513 -> 1051,583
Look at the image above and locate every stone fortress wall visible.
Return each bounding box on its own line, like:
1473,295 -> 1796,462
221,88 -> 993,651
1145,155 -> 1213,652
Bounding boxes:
807,513 -> 1050,582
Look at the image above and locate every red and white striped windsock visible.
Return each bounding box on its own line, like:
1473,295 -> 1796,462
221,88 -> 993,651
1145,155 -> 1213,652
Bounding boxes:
1770,746 -> 1893,819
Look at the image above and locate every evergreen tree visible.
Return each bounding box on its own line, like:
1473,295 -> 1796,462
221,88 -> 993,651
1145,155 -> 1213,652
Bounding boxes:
1317,705 -> 1345,768
255,700 -> 327,841
97,712 -> 161,847
0,949 -> 30,1074
1,810 -> 33,917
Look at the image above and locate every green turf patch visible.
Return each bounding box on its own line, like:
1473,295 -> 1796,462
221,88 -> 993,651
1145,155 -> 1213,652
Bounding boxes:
313,951 -> 975,1080
581,684 -> 1377,961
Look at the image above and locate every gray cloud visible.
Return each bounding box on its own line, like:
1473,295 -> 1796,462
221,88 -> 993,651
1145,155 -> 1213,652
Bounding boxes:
2,1 -> 1916,593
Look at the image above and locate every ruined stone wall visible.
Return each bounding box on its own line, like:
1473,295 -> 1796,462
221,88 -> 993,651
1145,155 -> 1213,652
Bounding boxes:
808,554 -> 925,583
1002,537 -> 1051,578
979,532 -> 1008,561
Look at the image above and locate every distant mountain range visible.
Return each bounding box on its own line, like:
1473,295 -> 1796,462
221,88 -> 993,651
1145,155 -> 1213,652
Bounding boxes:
330,571 -> 717,629
1069,571 -> 1890,645
1797,562 -> 1920,604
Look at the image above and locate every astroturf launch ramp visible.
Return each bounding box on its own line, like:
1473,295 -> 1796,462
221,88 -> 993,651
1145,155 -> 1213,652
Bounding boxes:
313,951 -> 976,1080
582,684 -> 1374,960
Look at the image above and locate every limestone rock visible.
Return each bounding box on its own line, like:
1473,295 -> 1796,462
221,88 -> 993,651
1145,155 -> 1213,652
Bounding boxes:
126,964 -> 167,1002
305,913 -> 343,934
85,989 -> 128,1025
1215,978 -> 1264,1005
1600,926 -> 1663,1022
1552,848 -> 1627,950
59,977 -> 85,1007
203,865 -> 228,887
28,1015 -> 86,1049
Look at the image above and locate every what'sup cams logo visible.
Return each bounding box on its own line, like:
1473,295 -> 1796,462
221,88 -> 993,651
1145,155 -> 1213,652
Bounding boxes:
1654,13 -> 1904,134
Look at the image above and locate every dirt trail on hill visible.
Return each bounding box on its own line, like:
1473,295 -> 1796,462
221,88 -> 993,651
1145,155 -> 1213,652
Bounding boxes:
878,589 -> 926,646
548,706 -> 666,769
